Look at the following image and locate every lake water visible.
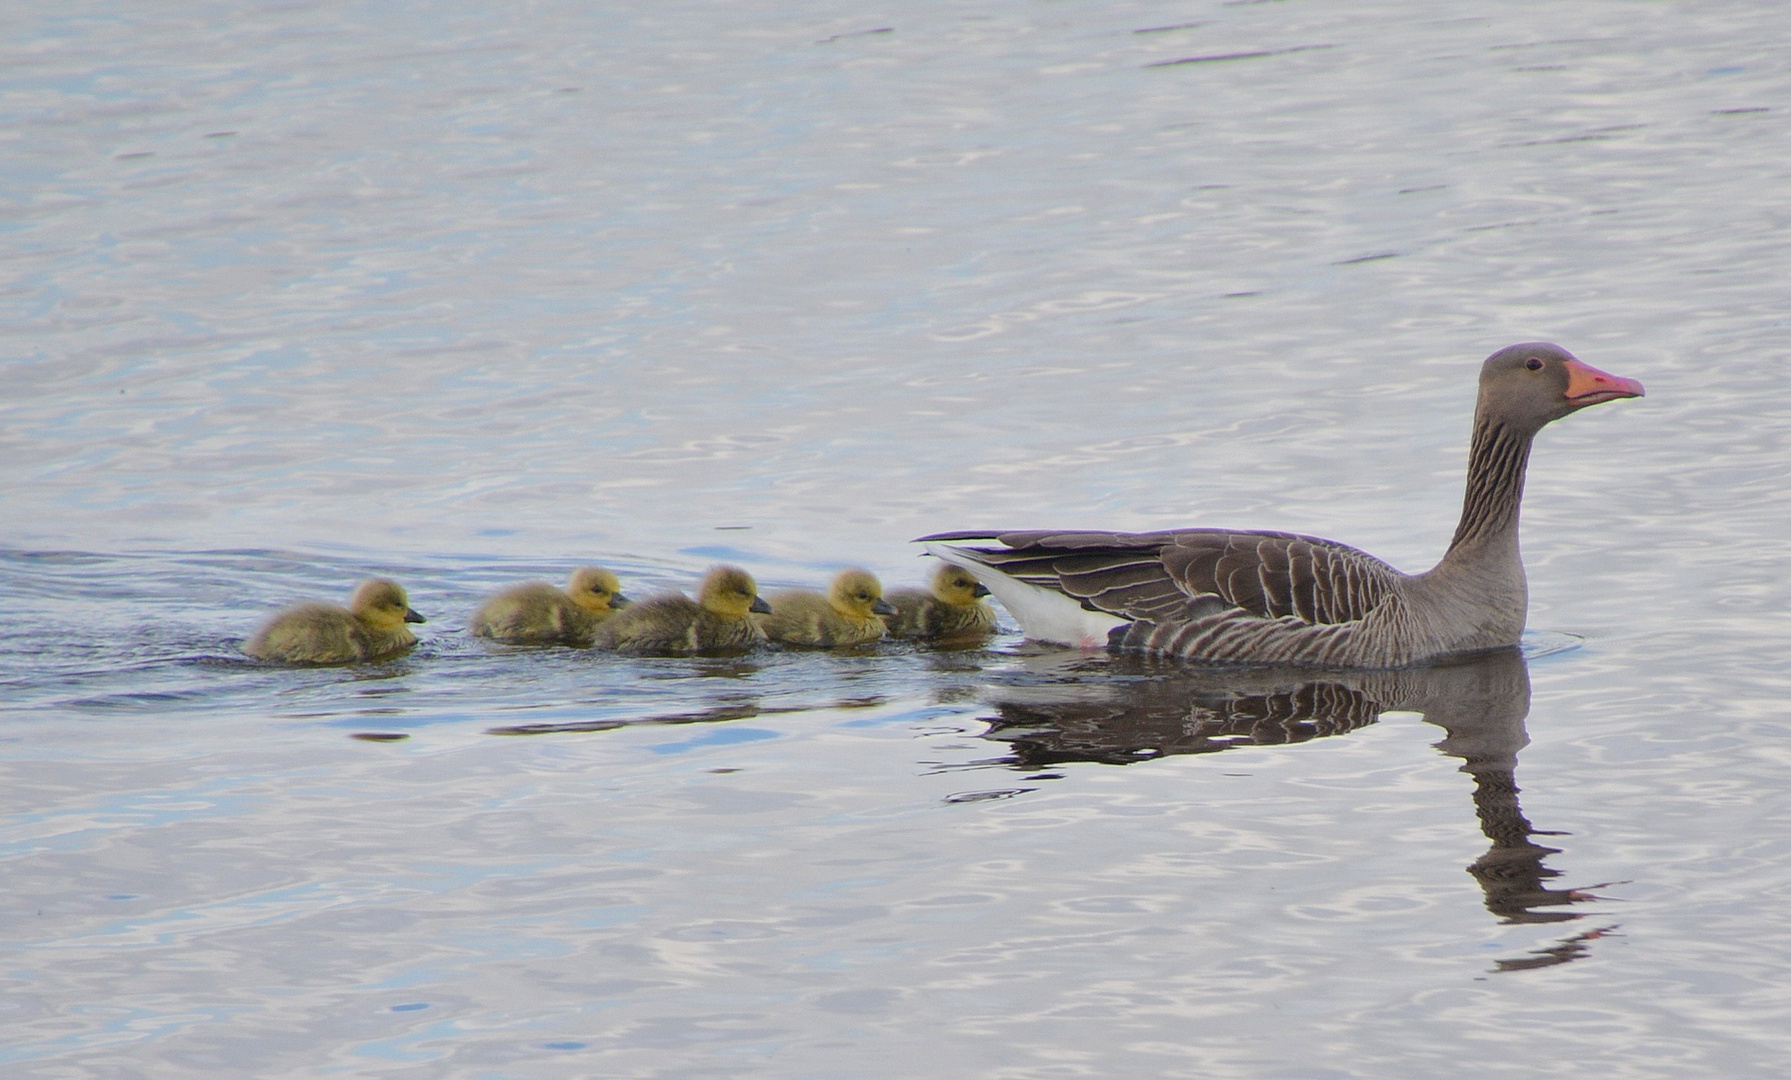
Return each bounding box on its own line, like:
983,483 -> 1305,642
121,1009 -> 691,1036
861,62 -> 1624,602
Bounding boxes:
4,1 -> 1790,1076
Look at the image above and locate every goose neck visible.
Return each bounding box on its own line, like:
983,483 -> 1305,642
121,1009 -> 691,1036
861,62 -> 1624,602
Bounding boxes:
1443,416 -> 1535,562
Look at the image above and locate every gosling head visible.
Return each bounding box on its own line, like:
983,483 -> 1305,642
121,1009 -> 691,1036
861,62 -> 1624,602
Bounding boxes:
349,578 -> 425,630
698,564 -> 772,619
829,568 -> 898,619
567,566 -> 629,613
930,563 -> 990,606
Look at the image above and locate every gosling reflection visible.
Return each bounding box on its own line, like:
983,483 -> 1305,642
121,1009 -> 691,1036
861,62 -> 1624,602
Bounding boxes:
976,647 -> 1605,945
487,700 -> 761,736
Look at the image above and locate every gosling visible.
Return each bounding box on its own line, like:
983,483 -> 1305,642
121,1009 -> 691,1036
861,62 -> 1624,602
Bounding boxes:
593,564 -> 771,656
883,563 -> 997,642
469,566 -> 631,645
760,568 -> 896,648
243,578 -> 425,665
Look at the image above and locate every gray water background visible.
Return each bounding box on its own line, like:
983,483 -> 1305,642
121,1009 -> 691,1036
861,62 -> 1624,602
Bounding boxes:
4,0 -> 1790,1076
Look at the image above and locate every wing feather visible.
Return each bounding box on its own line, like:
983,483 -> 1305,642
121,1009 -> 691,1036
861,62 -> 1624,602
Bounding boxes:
918,527 -> 1402,629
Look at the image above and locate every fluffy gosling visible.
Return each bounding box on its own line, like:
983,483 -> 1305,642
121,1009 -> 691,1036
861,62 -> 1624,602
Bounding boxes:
243,578 -> 425,665
469,566 -> 631,645
883,563 -> 996,642
593,564 -> 771,656
760,568 -> 896,648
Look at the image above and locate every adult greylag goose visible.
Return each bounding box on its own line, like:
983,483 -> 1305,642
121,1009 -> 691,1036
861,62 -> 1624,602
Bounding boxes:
469,566 -> 631,646
244,578 -> 426,665
920,343 -> 1643,668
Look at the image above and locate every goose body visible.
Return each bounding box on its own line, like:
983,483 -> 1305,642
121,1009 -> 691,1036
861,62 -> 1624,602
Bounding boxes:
469,566 -> 630,645
244,578 -> 426,665
884,563 -> 998,641
594,565 -> 770,656
922,344 -> 1643,668
761,569 -> 897,647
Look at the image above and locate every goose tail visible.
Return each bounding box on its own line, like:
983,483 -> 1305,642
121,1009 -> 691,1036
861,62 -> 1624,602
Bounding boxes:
921,542 -> 1127,649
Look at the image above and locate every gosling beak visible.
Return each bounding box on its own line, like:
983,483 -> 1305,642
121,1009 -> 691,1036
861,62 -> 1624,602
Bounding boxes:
971,582 -> 991,598
872,598 -> 898,616
404,608 -> 426,624
611,593 -> 633,609
1563,359 -> 1645,407
750,596 -> 772,615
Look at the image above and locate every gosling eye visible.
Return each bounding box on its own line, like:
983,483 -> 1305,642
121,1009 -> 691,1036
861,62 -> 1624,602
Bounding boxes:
1524,357 -> 1544,371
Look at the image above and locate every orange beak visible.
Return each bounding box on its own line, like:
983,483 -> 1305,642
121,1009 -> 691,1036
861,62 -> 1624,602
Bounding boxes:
1563,359 -> 1645,406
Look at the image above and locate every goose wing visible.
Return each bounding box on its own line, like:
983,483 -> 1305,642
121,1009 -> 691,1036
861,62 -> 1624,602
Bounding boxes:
920,528 -> 1403,628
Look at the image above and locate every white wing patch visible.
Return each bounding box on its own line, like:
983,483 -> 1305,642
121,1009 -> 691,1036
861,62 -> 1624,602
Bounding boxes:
923,543 -> 1127,648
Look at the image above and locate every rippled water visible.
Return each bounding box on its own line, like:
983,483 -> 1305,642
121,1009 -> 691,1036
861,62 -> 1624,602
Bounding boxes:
5,1 -> 1791,1076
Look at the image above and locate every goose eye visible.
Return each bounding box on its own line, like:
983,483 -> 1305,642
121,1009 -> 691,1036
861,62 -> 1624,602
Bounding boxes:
1525,357 -> 1544,371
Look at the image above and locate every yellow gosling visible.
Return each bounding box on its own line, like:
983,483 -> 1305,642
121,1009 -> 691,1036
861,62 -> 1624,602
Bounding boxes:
760,568 -> 896,648
243,578 -> 425,665
884,563 -> 997,641
469,566 -> 631,646
593,564 -> 771,656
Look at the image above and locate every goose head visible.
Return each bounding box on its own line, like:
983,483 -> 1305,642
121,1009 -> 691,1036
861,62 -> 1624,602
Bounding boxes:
1478,342 -> 1644,434
567,566 -> 630,613
829,568 -> 898,619
930,563 -> 990,606
349,578 -> 425,630
699,565 -> 772,619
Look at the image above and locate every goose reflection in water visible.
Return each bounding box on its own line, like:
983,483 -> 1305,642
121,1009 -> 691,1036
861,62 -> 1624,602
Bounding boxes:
973,646 -> 1615,969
